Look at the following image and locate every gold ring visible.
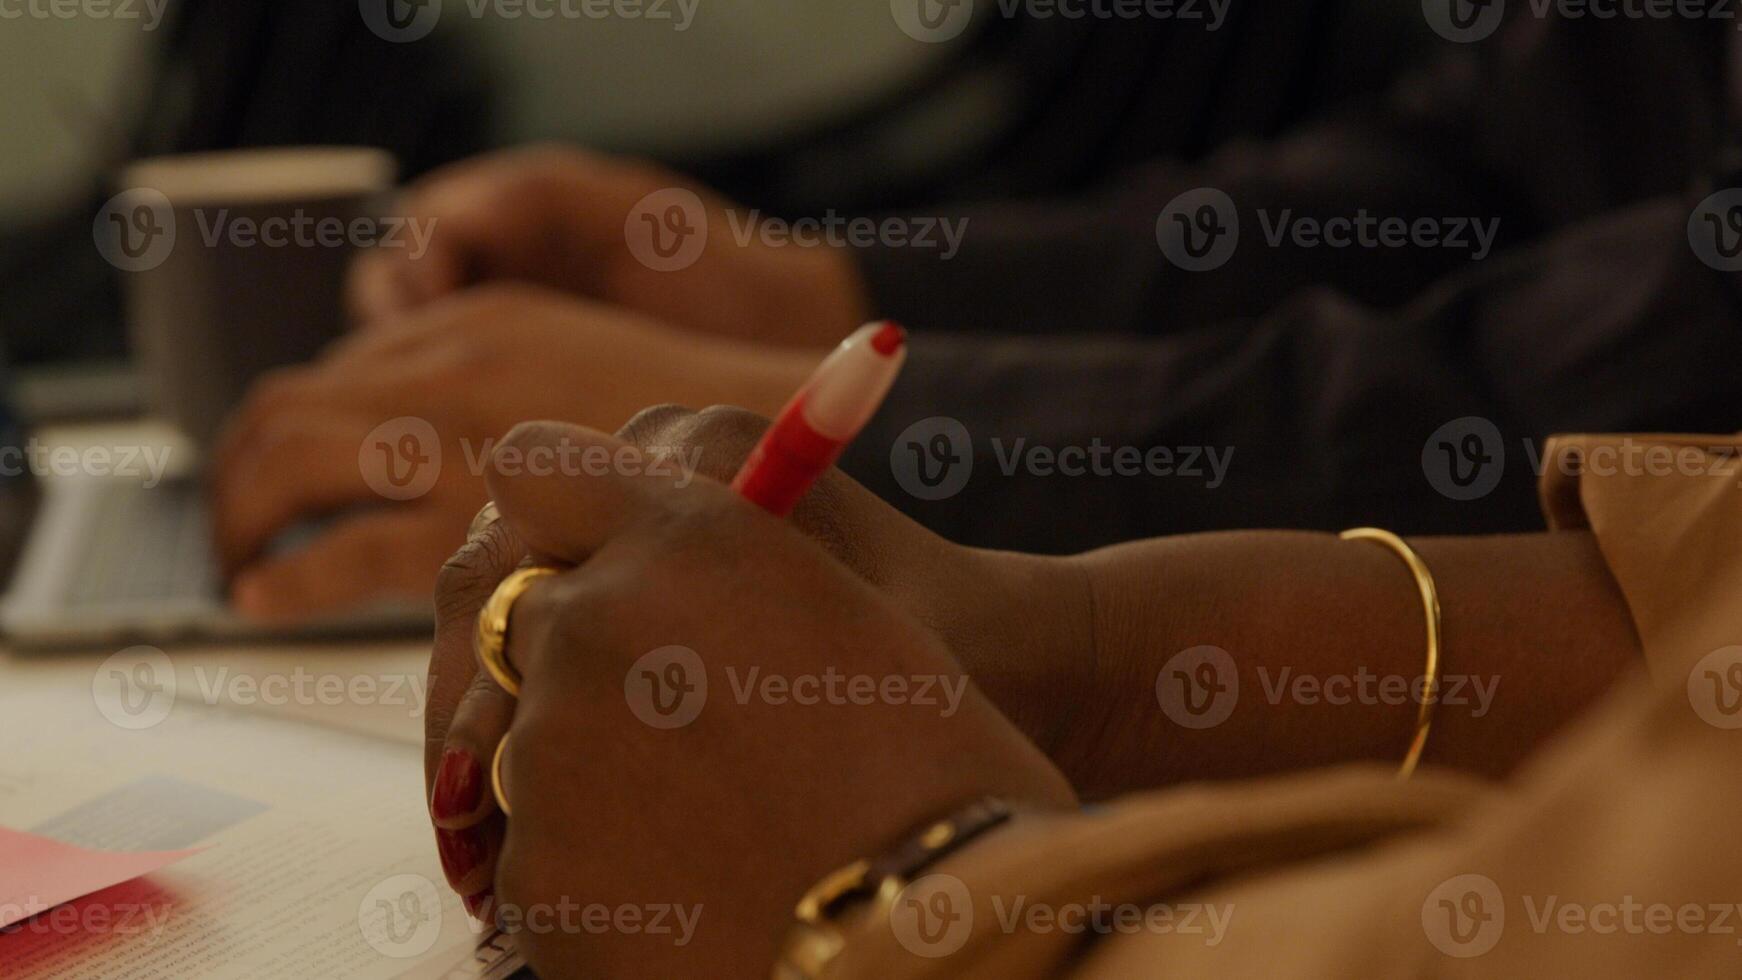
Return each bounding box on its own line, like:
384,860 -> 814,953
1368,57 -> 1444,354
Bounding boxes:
475,566 -> 559,697
492,734 -> 513,817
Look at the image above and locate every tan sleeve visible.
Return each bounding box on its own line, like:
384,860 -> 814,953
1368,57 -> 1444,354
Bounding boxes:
827,434 -> 1742,979
827,768 -> 1490,980
1537,433 -> 1742,681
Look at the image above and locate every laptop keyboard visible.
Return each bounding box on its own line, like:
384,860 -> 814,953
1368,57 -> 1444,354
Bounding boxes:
65,479 -> 219,607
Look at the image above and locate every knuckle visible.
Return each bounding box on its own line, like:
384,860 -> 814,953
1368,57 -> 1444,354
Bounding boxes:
435,535 -> 512,617
692,404 -> 765,443
686,405 -> 767,477
693,403 -> 754,427
494,420 -> 578,465
617,403 -> 695,446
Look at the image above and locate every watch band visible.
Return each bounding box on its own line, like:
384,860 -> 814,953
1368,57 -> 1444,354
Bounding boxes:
774,798 -> 1012,979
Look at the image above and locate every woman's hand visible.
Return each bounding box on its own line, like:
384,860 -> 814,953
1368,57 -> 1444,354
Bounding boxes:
425,421 -> 1076,979
208,284 -> 815,621
610,404 -> 1096,754
348,145 -> 870,348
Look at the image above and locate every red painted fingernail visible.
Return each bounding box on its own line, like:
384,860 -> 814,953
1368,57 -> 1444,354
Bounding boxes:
870,321 -> 906,356
432,748 -> 484,822
463,889 -> 495,922
436,827 -> 486,883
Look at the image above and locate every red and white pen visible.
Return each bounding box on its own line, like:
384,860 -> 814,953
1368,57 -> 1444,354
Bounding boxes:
730,321 -> 907,516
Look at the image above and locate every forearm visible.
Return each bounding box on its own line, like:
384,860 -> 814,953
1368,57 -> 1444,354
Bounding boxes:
1038,529 -> 1640,798
852,115 -> 1498,342
841,196 -> 1742,551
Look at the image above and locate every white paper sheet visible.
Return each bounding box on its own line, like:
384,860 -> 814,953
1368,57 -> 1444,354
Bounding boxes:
0,661 -> 520,980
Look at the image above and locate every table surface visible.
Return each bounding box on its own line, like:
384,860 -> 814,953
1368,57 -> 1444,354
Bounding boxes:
0,419 -> 514,978
2,417 -> 435,742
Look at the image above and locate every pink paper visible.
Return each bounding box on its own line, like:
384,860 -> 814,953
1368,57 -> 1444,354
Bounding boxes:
0,828 -> 199,929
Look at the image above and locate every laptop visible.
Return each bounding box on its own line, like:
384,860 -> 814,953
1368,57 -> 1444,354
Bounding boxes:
0,131 -> 434,652
0,376 -> 431,650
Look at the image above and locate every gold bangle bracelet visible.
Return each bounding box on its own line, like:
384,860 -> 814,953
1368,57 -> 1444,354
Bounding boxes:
1340,527 -> 1442,780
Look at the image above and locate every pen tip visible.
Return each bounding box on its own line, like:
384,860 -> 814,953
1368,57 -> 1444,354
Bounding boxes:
870,321 -> 907,356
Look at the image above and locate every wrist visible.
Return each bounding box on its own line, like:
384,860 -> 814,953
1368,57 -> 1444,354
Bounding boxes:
936,547 -> 1096,760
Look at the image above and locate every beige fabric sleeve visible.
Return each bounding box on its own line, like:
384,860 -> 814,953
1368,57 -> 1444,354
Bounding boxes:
1537,433 -> 1742,680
